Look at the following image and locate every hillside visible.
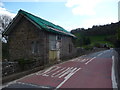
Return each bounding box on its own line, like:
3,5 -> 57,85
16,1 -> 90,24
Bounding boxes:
71,21 -> 120,48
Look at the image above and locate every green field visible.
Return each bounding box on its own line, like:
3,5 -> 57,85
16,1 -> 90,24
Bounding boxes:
88,35 -> 115,47
74,33 -> 115,48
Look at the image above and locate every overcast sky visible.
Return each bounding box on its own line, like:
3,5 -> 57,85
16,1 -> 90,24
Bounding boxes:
0,0 -> 119,31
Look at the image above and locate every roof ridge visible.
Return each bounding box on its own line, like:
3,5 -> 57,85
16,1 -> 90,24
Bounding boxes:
18,9 -> 75,37
19,10 -> 64,29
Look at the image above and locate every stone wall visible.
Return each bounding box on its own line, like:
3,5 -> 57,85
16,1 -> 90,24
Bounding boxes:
60,36 -> 77,60
2,61 -> 19,77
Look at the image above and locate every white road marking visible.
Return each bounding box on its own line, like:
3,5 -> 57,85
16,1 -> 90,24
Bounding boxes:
71,58 -> 78,61
80,58 -> 89,62
36,66 -> 61,76
111,56 -> 118,88
56,68 -> 81,89
70,54 -> 87,62
59,67 -> 77,78
36,66 -> 55,75
53,67 -> 71,78
81,59 -> 86,62
97,53 -> 103,57
76,59 -> 80,61
51,67 -> 66,77
36,66 -> 81,80
85,57 -> 96,65
71,58 -> 80,62
70,59 -> 75,61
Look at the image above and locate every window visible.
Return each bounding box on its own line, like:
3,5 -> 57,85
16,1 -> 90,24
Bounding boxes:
31,41 -> 35,54
50,41 -> 57,50
57,35 -> 62,41
49,35 -> 57,50
69,44 -> 72,53
49,35 -> 62,50
31,41 -> 39,54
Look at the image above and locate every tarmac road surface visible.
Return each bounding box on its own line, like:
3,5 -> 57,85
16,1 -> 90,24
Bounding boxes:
2,49 -> 116,89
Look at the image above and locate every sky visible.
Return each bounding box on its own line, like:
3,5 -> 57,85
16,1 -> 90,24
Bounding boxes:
0,0 -> 119,31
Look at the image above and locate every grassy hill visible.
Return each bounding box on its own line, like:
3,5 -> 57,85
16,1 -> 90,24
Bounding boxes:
71,22 -> 120,49
74,33 -> 114,48
88,35 -> 114,47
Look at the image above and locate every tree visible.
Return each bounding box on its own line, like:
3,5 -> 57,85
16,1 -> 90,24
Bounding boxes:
115,28 -> 120,48
1,15 -> 12,60
0,15 -> 12,42
82,37 -> 91,45
117,28 -> 120,40
0,15 -> 12,30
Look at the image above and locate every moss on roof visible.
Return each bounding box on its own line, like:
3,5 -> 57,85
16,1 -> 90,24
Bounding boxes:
19,9 -> 75,38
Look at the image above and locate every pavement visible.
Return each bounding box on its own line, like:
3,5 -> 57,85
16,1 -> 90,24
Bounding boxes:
2,49 -> 117,89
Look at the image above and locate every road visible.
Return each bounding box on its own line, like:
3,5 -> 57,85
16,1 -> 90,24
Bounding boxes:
3,49 -> 116,89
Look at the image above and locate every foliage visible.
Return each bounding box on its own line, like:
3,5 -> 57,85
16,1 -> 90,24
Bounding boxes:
17,58 -> 34,70
1,15 -> 12,43
0,15 -> 12,33
117,28 -> 120,40
71,22 -> 120,48
83,45 -> 93,50
71,22 -> 119,36
83,37 -> 91,45
71,29 -> 118,48
74,33 -> 91,47
114,28 -> 120,48
73,33 -> 114,48
93,43 -> 101,48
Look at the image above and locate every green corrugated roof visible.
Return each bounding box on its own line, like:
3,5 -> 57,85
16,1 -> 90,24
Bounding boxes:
19,10 -> 75,38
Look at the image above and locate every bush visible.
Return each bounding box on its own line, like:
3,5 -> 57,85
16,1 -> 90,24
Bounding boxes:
83,45 -> 93,50
93,43 -> 101,48
16,59 -> 34,70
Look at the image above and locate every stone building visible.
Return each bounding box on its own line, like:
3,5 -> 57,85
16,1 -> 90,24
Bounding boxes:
3,10 -> 76,65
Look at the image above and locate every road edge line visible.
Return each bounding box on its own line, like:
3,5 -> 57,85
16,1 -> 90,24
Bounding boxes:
112,56 -> 118,89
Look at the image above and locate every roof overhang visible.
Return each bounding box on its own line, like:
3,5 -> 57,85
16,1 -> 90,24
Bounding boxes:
3,9 -> 76,38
